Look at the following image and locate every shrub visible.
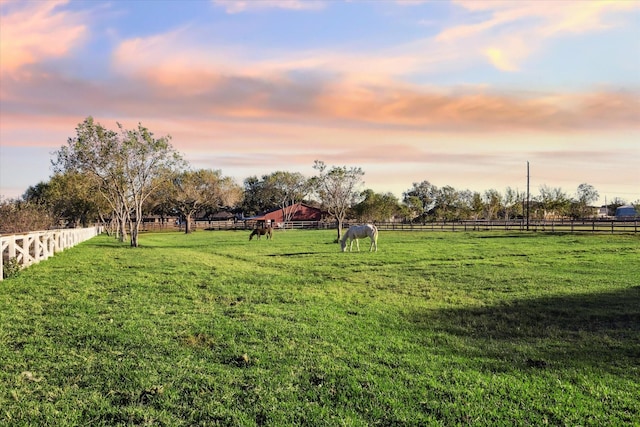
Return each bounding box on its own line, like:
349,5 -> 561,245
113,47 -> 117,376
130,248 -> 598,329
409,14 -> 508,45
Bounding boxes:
0,198 -> 54,234
2,257 -> 21,279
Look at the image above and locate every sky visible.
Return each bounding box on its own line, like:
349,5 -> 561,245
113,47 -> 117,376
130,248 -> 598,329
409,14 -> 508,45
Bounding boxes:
1,0 -> 639,207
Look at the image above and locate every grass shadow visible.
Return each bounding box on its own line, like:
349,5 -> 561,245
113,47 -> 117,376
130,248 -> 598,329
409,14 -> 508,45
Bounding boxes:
408,286 -> 640,374
266,252 -> 322,257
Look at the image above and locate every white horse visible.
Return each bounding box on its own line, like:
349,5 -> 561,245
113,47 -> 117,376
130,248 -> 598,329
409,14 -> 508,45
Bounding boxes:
340,224 -> 378,252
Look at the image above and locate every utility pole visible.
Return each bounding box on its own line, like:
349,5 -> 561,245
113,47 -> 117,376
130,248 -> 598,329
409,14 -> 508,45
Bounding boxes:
526,161 -> 530,231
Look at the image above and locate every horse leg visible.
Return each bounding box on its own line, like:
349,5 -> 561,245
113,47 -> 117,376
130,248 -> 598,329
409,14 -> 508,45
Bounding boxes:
355,238 -> 360,252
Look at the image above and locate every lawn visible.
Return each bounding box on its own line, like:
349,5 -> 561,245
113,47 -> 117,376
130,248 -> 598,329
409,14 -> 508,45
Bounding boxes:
0,230 -> 638,426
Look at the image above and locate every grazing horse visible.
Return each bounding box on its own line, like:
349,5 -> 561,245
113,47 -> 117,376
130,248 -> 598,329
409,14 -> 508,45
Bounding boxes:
249,227 -> 272,240
340,224 -> 378,252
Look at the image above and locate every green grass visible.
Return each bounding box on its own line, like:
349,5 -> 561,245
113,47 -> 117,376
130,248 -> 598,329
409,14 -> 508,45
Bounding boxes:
1,230 -> 638,426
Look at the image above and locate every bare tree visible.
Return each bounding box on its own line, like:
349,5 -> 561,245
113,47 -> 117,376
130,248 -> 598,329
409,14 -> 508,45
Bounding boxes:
54,117 -> 129,241
575,183 -> 599,218
0,198 -> 54,234
502,187 -> 522,220
483,189 -> 502,220
120,123 -> 185,246
54,117 -> 184,247
263,171 -> 311,226
311,160 -> 365,241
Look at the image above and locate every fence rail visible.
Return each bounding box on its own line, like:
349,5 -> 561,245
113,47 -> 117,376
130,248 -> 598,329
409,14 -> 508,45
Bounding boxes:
143,219 -> 639,234
1,226 -> 103,281
377,219 -> 640,233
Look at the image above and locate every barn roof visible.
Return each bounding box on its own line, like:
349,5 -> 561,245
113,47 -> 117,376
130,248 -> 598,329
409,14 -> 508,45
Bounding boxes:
250,203 -> 324,222
210,211 -> 235,220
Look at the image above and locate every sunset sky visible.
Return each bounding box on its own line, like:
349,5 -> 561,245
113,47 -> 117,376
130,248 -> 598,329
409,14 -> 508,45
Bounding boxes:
1,0 -> 638,206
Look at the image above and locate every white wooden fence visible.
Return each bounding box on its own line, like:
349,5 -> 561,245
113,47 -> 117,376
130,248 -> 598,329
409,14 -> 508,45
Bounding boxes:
1,227 -> 103,281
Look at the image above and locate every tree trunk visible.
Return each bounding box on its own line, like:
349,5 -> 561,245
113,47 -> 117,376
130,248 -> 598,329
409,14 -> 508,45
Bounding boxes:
336,218 -> 343,242
185,214 -> 192,234
130,219 -> 141,247
117,213 -> 128,243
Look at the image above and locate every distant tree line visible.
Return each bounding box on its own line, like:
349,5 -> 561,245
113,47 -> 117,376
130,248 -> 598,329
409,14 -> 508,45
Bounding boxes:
1,117 -> 637,239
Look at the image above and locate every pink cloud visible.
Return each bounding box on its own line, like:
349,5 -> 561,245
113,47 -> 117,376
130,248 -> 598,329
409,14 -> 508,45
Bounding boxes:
438,0 -> 640,71
315,83 -> 640,132
0,0 -> 87,75
100,20 -> 640,134
3,64 -> 638,138
0,113 -> 86,148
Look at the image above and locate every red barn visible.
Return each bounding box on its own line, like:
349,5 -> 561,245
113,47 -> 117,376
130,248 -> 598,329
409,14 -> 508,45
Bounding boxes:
253,203 -> 324,227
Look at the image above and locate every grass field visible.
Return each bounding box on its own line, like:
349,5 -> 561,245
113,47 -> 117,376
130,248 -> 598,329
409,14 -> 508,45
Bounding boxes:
0,230 -> 638,426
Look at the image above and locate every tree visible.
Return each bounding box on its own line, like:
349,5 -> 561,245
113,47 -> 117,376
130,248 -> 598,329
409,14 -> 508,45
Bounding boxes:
311,160 -> 365,241
432,185 -> 459,221
575,183 -> 599,219
241,176 -> 278,217
482,189 -> 502,220
262,171 -> 311,225
608,197 -> 627,217
120,123 -> 185,246
353,189 -> 401,222
470,192 -> 484,221
456,189 -> 475,220
169,169 -> 242,234
402,180 -> 438,222
502,187 -> 522,220
143,177 -> 179,230
54,117 -> 184,247
24,171 -> 105,228
538,185 -> 570,219
54,118 -> 129,241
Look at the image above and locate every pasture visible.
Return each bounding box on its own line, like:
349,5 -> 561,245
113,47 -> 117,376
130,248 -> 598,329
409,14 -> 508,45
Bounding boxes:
0,230 -> 638,426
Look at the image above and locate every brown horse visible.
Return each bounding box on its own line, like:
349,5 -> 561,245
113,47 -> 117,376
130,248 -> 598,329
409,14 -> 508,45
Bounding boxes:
249,227 -> 273,240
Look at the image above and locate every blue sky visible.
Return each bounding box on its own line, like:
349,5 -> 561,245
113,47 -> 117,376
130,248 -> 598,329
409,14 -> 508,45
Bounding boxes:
1,0 -> 639,205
